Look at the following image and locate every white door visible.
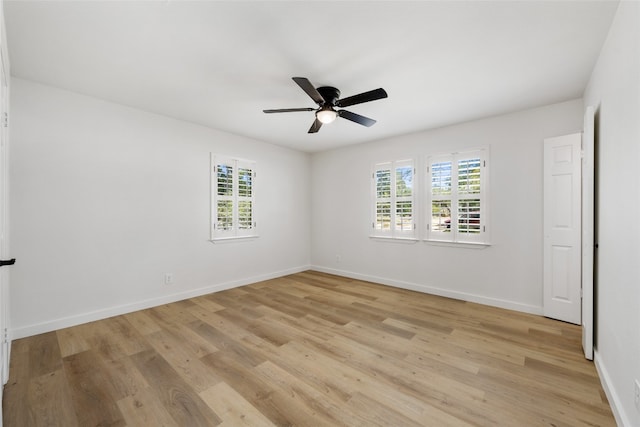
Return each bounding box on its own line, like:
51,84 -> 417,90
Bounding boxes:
581,107 -> 595,360
543,133 -> 582,325
0,48 -> 9,384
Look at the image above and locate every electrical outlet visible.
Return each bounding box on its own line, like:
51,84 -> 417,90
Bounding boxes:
164,273 -> 174,286
336,255 -> 341,264
634,379 -> 640,411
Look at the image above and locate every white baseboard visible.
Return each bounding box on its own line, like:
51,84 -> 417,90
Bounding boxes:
594,350 -> 631,427
310,265 -> 543,316
11,265 -> 310,340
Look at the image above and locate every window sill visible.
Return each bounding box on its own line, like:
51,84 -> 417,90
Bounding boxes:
369,236 -> 419,244
423,239 -> 490,249
209,235 -> 259,244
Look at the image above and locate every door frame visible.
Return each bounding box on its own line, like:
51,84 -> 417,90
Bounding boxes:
582,106 -> 596,360
0,17 -> 10,388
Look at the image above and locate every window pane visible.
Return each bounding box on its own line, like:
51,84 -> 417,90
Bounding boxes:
431,161 -> 452,196
217,164 -> 233,196
238,200 -> 253,229
458,199 -> 481,234
376,169 -> 391,198
458,158 -> 481,195
431,200 -> 452,232
217,200 -> 233,231
376,201 -> 391,230
395,201 -> 413,231
238,168 -> 252,197
396,166 -> 412,197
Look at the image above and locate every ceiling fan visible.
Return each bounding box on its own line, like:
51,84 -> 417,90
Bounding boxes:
263,77 -> 388,134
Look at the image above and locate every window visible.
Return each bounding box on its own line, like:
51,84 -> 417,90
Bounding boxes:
372,159 -> 416,239
211,155 -> 257,241
426,149 -> 488,244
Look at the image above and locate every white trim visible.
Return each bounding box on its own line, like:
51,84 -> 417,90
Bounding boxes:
594,350 -> 630,427
10,265 -> 310,339
210,235 -> 259,244
423,240 -> 491,249
369,236 -> 419,244
310,265 -> 542,315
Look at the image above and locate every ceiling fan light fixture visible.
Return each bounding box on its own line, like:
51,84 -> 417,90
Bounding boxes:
316,108 -> 338,124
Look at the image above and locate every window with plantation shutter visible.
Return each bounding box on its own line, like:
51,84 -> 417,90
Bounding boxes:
426,149 -> 489,244
372,159 -> 416,239
211,155 -> 257,241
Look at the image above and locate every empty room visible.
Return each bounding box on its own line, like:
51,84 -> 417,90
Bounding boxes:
0,0 -> 638,426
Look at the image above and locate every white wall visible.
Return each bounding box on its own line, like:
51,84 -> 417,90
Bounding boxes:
311,99 -> 583,314
583,1 -> 640,425
9,78 -> 311,338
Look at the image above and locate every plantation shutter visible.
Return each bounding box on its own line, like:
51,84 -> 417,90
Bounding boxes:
456,153 -> 484,243
427,149 -> 488,244
372,159 -> 415,239
373,163 -> 392,237
211,155 -> 257,240
394,160 -> 414,236
236,160 -> 256,237
428,155 -> 453,241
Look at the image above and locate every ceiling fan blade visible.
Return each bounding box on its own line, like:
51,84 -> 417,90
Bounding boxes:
336,88 -> 388,108
292,77 -> 325,105
338,110 -> 377,127
308,118 -> 323,133
263,108 -> 315,113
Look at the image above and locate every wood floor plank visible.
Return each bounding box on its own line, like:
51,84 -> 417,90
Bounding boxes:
189,320 -> 266,368
145,329 -> 221,392
254,360 -> 365,427
116,386 -> 181,427
96,354 -> 150,400
3,339 -> 35,427
130,349 -> 222,426
63,350 -> 126,427
123,309 -> 164,336
345,391 -> 424,427
28,332 -> 62,378
27,369 -> 79,427
56,326 -> 91,358
200,350 -> 291,426
3,271 -> 616,427
199,382 -> 276,427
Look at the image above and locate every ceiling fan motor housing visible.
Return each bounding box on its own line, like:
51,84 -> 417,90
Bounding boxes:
317,86 -> 340,106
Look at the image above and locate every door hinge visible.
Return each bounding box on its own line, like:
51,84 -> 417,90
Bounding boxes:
2,112 -> 7,128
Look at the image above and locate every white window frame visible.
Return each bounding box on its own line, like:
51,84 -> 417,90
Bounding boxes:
426,148 -> 489,245
371,159 -> 417,240
210,154 -> 258,242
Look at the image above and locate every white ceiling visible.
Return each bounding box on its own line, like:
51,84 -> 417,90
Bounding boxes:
4,0 -> 618,153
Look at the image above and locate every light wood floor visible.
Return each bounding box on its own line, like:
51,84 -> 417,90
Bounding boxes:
3,271 -> 615,426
